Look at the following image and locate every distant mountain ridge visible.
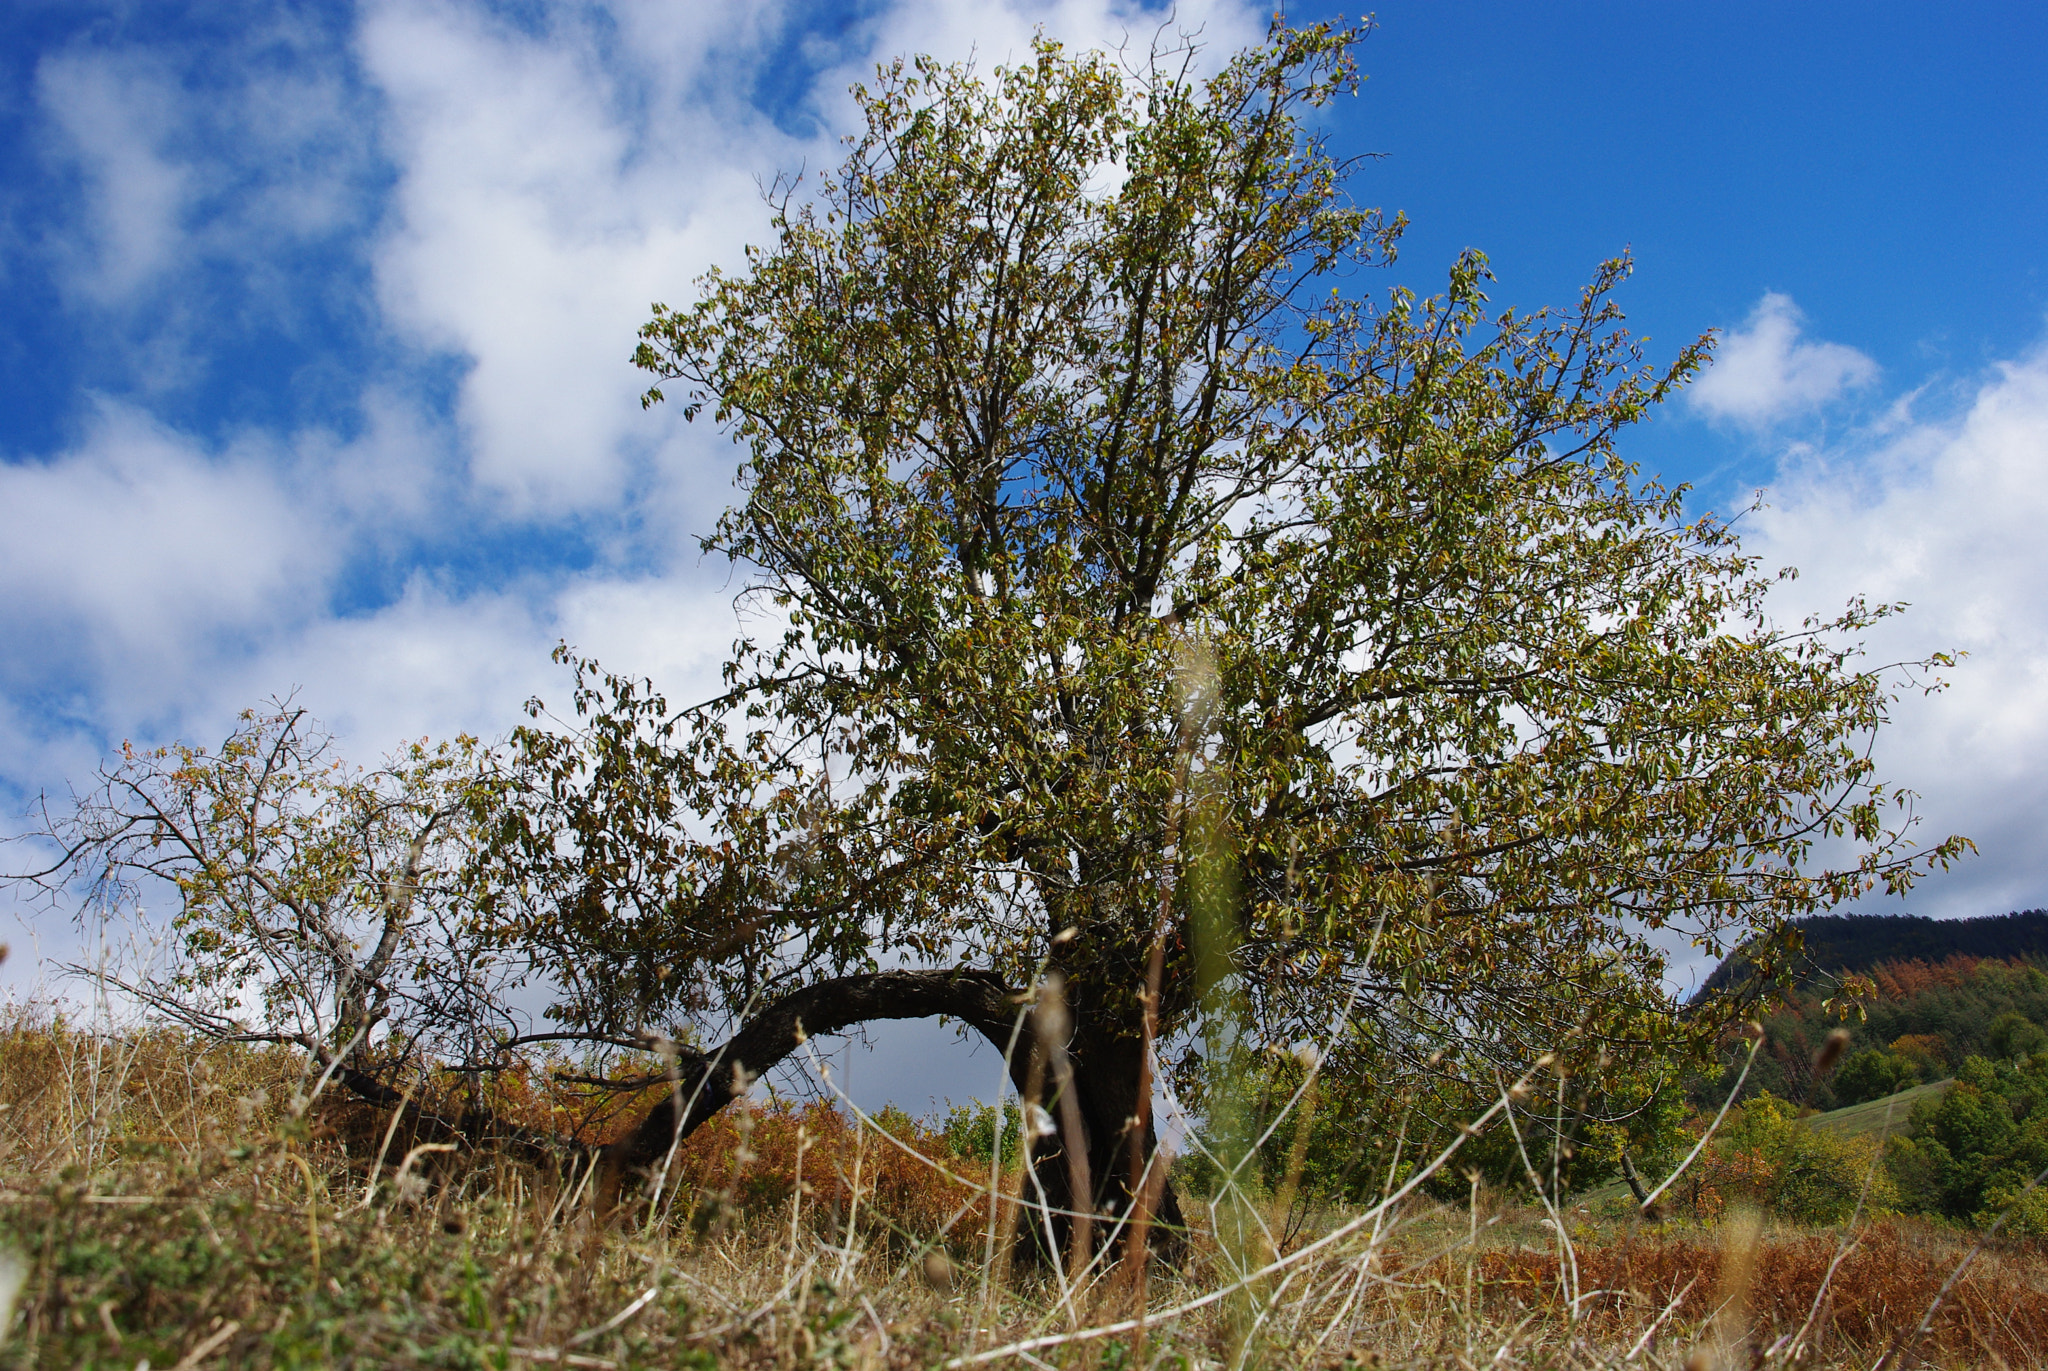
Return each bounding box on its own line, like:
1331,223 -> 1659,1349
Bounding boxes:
1695,910 -> 2048,1002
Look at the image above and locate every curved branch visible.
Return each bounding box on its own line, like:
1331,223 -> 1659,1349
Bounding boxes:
600,968 -> 1022,1193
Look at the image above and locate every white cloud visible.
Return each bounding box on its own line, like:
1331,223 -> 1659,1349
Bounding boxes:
1690,292 -> 1880,426
222,566 -> 744,755
0,404 -> 334,681
0,386 -> 487,782
842,0 -> 1265,81
35,52 -> 195,304
1747,342 -> 2048,920
358,0 -> 1268,517
361,0 -> 790,516
35,24 -> 377,312
5,0 -> 1274,761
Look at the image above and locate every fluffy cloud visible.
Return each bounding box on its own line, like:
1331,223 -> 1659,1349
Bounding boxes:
215,566 -> 747,760
9,0 -> 1257,759
0,405 -> 334,685
34,51 -> 194,304
360,0 -> 1264,516
1689,291 -> 1881,426
1747,343 -> 2048,919
362,0 -> 784,515
33,12 -> 380,363
842,0 -> 1264,83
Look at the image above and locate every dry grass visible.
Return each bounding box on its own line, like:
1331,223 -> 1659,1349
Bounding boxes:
2,1007 -> 2043,1369
1441,1219 -> 2048,1366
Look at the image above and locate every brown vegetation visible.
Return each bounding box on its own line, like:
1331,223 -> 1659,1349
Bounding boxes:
1455,1222 -> 2048,1366
7,1009 -> 2047,1368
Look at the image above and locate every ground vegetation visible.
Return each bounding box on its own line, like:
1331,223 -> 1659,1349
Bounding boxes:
8,1013 -> 2048,1369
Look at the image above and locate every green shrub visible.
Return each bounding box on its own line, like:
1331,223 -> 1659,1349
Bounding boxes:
1987,1011 -> 2048,1062
1977,1180 -> 2048,1237
939,1100 -> 1023,1167
1711,1093 -> 1898,1224
1890,1054 -> 2048,1224
1833,1048 -> 1920,1106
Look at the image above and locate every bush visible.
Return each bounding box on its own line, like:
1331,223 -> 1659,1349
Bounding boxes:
1833,1047 -> 1920,1105
1977,1180 -> 2048,1237
939,1100 -> 1024,1167
1705,1093 -> 1897,1224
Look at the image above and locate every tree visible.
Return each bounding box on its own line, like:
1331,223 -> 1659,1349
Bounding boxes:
1705,1092 -> 1898,1225
1833,1047 -> 1920,1106
487,22 -> 1960,1258
1887,1053 -> 2048,1228
1989,1010 -> 2048,1062
7,705 -> 572,1157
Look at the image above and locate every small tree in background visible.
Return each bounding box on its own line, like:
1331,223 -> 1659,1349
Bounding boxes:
9,707 -> 546,1132
1834,1047 -> 1922,1105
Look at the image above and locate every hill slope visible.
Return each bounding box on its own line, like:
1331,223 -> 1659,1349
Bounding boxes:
1803,1079 -> 1951,1142
1696,909 -> 2048,1001
1699,950 -> 2048,1112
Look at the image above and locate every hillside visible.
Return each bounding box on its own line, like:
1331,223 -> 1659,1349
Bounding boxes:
1697,947 -> 2048,1113
1695,909 -> 2048,1000
1802,1078 -> 1952,1142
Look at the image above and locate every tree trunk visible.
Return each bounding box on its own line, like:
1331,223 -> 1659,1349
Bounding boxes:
1017,1022 -> 1188,1267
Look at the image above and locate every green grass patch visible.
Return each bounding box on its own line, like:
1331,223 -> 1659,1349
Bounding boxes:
1802,1079 -> 1952,1142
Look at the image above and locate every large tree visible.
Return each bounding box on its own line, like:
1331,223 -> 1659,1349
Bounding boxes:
489,25 -> 1960,1252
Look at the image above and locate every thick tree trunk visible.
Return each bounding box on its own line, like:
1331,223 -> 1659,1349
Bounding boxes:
1017,1023 -> 1188,1266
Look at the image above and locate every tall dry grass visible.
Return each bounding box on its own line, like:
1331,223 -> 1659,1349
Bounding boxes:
3,1005 -> 2046,1369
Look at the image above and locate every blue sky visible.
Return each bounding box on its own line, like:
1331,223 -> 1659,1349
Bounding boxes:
3,0 -> 2045,1109
1346,2 -> 2048,494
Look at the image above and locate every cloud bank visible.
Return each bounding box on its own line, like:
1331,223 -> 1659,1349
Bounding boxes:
1690,291 -> 1881,426
1747,341 -> 2048,920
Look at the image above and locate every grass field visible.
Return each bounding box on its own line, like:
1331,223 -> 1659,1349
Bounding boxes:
3,1011 -> 2043,1369
1802,1081 -> 1952,1142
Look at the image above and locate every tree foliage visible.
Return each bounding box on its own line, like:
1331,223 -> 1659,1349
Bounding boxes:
1704,1092 -> 1898,1225
13,706 -> 524,1084
1889,1053 -> 2048,1232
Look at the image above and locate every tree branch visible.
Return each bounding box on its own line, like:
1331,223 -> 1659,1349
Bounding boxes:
600,968 -> 1022,1193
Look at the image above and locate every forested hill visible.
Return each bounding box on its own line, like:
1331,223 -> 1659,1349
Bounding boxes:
1696,910 -> 2048,1001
